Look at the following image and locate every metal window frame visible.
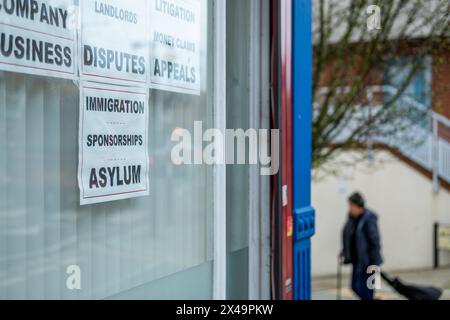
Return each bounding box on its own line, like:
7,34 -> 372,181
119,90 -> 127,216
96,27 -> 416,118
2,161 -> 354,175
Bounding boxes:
248,0 -> 271,300
213,0 -> 271,300
213,0 -> 227,300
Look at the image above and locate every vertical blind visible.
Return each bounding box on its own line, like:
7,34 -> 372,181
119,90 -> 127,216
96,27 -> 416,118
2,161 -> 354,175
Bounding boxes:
0,0 -> 213,300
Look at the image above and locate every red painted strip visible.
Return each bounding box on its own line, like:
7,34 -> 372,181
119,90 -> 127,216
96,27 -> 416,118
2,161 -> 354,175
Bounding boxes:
0,22 -> 74,41
83,86 -> 146,95
0,61 -> 74,75
83,189 -> 148,199
83,73 -> 147,84
280,0 -> 294,300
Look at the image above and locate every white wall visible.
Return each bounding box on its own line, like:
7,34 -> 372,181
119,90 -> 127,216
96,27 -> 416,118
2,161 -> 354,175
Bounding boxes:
312,150 -> 450,276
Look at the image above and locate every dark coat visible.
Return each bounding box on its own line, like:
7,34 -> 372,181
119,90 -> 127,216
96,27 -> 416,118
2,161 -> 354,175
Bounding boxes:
342,209 -> 383,273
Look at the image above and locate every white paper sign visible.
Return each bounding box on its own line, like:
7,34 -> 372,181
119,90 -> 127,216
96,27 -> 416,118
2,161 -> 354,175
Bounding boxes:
78,83 -> 149,205
149,0 -> 201,95
0,0 -> 76,79
80,0 -> 149,86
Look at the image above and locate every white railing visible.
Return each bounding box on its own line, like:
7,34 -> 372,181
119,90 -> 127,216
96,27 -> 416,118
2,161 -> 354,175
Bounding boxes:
316,85 -> 450,190
438,133 -> 450,183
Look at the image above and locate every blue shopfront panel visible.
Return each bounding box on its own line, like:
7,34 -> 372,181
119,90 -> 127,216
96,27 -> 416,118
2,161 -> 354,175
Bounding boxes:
292,0 -> 315,300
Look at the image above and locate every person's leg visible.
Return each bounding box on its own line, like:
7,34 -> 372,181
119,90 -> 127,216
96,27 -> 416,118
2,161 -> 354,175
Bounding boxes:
351,270 -> 374,300
357,272 -> 374,300
351,269 -> 359,296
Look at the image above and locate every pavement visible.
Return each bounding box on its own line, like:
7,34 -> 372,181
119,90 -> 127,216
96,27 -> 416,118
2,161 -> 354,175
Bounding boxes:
312,267 -> 450,300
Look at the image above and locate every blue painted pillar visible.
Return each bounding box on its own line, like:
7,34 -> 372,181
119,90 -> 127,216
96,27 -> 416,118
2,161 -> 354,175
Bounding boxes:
292,0 -> 315,300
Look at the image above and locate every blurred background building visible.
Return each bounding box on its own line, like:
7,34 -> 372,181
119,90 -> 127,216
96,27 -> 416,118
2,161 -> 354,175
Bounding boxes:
310,0 -> 450,281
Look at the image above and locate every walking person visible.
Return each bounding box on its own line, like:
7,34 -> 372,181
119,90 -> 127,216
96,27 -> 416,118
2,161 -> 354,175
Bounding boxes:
341,192 -> 383,300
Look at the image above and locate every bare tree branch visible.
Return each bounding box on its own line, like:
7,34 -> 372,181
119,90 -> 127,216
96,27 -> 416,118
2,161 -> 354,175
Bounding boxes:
312,0 -> 450,172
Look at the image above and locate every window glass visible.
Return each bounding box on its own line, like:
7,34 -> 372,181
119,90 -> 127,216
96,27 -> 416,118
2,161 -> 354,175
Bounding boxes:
385,56 -> 432,108
0,0 -> 213,299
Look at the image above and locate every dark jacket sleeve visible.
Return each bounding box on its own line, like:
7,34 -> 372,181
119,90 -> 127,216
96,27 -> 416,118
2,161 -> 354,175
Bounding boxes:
341,220 -> 352,264
365,214 -> 383,266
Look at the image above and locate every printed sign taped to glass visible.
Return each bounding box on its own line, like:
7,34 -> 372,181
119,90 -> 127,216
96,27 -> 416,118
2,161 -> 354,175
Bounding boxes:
80,0 -> 149,86
78,83 -> 150,205
149,0 -> 201,95
0,0 -> 76,79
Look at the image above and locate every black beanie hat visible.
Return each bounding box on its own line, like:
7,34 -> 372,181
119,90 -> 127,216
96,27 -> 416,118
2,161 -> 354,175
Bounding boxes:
349,192 -> 365,208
